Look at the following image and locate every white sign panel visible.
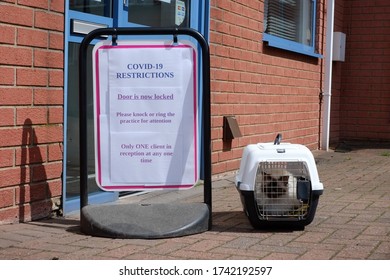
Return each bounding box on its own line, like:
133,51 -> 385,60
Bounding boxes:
93,40 -> 198,191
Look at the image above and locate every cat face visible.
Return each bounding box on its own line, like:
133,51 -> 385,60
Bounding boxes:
262,172 -> 290,198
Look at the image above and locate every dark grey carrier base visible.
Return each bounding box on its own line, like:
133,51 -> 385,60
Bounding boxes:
238,190 -> 322,230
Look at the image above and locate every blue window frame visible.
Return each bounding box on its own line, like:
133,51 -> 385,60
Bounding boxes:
263,0 -> 322,58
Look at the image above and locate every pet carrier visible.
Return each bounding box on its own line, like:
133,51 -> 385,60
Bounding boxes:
235,134 -> 323,229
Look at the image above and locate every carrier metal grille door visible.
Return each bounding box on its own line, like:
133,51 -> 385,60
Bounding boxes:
255,161 -> 311,220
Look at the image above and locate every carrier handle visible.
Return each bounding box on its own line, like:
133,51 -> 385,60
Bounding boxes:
274,133 -> 282,145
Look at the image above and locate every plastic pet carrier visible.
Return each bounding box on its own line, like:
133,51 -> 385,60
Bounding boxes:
235,134 -> 323,229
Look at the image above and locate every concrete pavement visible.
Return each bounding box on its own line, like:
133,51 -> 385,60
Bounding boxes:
0,147 -> 389,259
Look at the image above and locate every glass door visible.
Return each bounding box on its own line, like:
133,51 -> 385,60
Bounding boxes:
64,0 -> 116,214
126,0 -> 190,27
64,0 -> 209,214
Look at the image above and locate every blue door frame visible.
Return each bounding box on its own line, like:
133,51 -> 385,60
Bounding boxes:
63,0 -> 210,215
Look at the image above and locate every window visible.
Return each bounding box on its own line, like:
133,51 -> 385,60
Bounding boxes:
70,0 -> 113,17
263,0 -> 321,57
127,0 -> 191,28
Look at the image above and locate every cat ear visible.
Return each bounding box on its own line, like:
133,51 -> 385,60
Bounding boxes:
262,172 -> 271,180
281,175 -> 290,183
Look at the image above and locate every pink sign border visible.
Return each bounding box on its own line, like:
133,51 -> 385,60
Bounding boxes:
94,43 -> 198,191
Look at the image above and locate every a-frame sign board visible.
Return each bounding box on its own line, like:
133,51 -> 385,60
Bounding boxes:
78,28 -> 211,238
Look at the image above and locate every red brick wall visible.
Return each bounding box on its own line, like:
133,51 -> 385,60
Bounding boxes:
329,0 -> 346,145
209,0 -> 326,174
332,0 -> 390,143
0,1 -> 64,224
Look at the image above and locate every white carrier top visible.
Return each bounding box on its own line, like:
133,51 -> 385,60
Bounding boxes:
235,142 -> 324,192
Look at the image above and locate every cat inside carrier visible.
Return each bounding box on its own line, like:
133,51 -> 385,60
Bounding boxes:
235,134 -> 323,229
